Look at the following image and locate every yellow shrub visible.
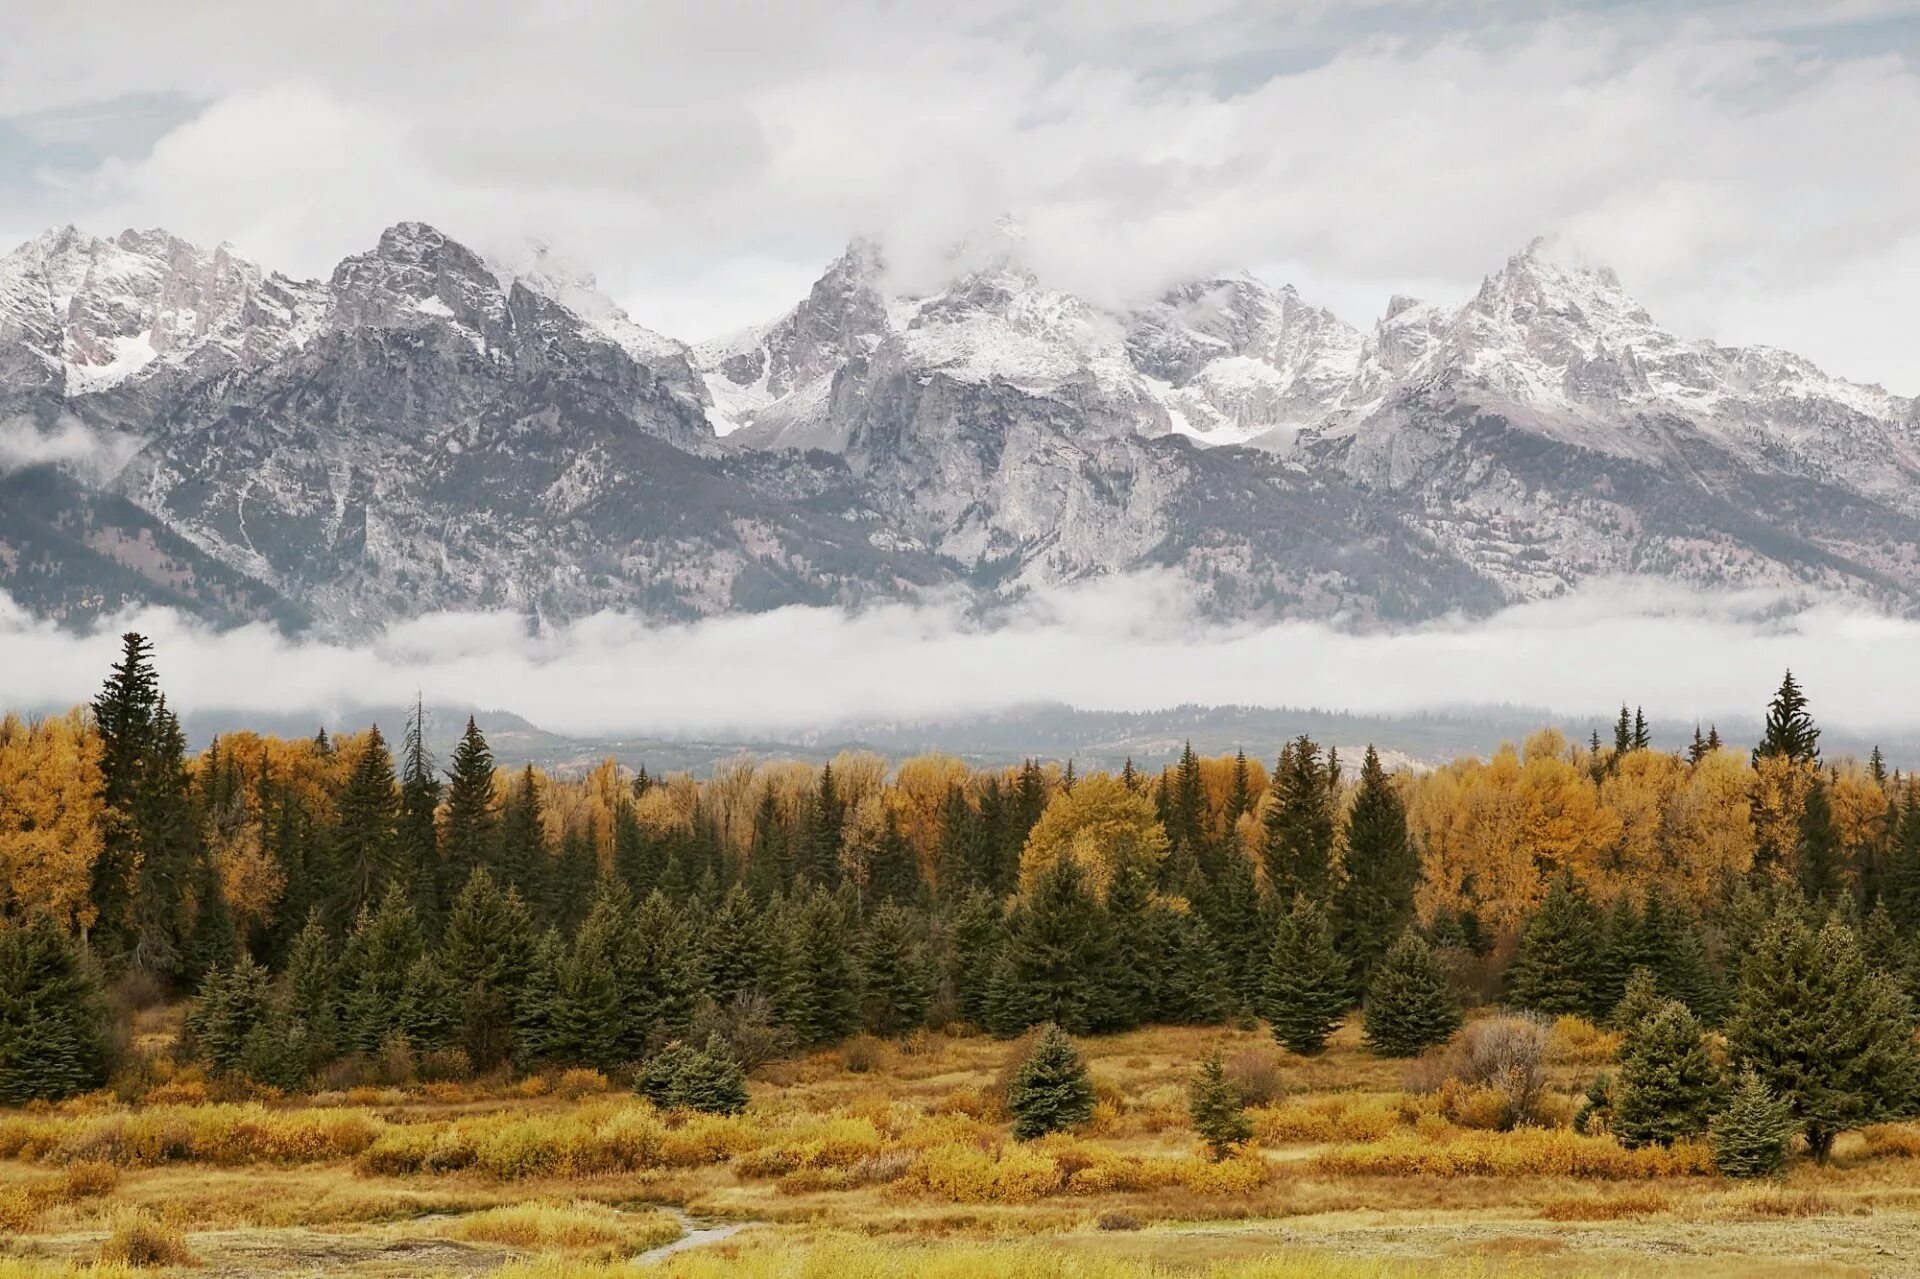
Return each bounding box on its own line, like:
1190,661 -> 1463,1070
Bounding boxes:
1250,1094 -> 1403,1144
1547,1016 -> 1622,1065
96,1209 -> 199,1268
0,1186 -> 41,1233
1180,1149 -> 1273,1194
449,1199 -> 681,1256
1314,1129 -> 1714,1179
907,1142 -> 1063,1203
1863,1123 -> 1920,1159
555,1069 -> 609,1100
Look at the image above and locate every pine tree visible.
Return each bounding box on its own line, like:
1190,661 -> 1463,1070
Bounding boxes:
188,953 -> 272,1075
281,912 -> 339,1069
439,868 -> 533,1069
1886,785 -> 1920,933
1611,966 -> 1665,1033
497,767 -> 550,917
1797,774 -> 1845,903
946,889 -> 1005,1028
1753,670 -> 1820,765
1007,1023 -> 1095,1140
1188,1047 -> 1252,1160
1363,932 -> 1461,1057
88,633 -> 162,963
1262,899 -> 1350,1055
1100,860 -> 1159,1032
986,856 -> 1112,1037
631,889 -> 705,1045
1726,910 -> 1920,1160
676,1033 -> 750,1114
1262,736 -> 1336,904
0,919 -> 112,1104
515,927 -> 566,1068
441,718 -> 498,892
558,879 -> 641,1067
1506,874 -> 1603,1018
1711,1070 -> 1796,1178
1155,903 -> 1233,1025
396,953 -> 459,1053
636,1041 -> 698,1108
1333,746 -> 1417,988
776,887 -> 861,1047
702,883 -> 773,1007
859,902 -> 934,1035
332,727 -> 401,928
863,810 -> 924,908
1632,707 -> 1651,752
1613,704 -> 1633,759
1687,725 -> 1711,765
338,883 -> 424,1054
397,697 -> 441,926
1612,1000 -> 1723,1148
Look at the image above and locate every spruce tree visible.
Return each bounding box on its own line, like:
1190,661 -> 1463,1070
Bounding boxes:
947,889 -> 1005,1028
515,927 -> 566,1068
89,632 -> 162,964
1188,1047 -> 1252,1160
439,868 -> 533,1069
338,883 -> 424,1054
859,902 -> 934,1035
1613,1000 -> 1723,1148
497,767 -> 550,917
1797,774 -> 1845,903
1155,902 -> 1233,1026
332,727 -> 401,928
1334,746 -> 1417,987
1007,1023 -> 1095,1140
702,884 -> 773,1007
1101,860 -> 1159,1032
986,856 -> 1112,1037
441,718 -> 498,892
1363,932 -> 1461,1057
1262,898 -> 1350,1055
631,889 -> 705,1044
776,887 -> 861,1046
636,1041 -> 699,1108
1753,670 -> 1820,765
1726,911 -> 1920,1160
188,953 -> 272,1075
281,912 -> 339,1070
1888,786 -> 1920,933
557,879 -> 640,1067
1262,736 -> 1336,904
935,784 -> 989,894
1506,874 -> 1603,1018
1611,966 -> 1664,1033
1711,1070 -> 1796,1178
862,810 -> 924,908
0,920 -> 112,1104
677,1033 -> 750,1114
397,697 -> 442,926
396,953 -> 459,1054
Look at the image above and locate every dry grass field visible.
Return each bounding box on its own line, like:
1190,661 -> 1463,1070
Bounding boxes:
5,1015 -> 1920,1278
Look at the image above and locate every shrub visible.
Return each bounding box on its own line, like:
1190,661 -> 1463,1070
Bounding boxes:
1223,1048 -> 1285,1107
1007,1025 -> 1094,1141
909,1142 -> 1062,1202
1096,1211 -> 1142,1231
689,992 -> 793,1073
841,1035 -> 886,1074
60,1160 -> 121,1200
1408,1015 -> 1550,1130
1313,1128 -> 1714,1178
97,1209 -> 199,1268
555,1068 -> 609,1099
419,1048 -> 474,1084
449,1200 -> 682,1257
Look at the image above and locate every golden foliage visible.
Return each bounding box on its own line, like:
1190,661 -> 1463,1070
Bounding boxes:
1018,773 -> 1168,899
0,709 -> 105,928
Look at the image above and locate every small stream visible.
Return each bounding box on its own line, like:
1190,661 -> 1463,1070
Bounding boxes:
633,1207 -> 752,1265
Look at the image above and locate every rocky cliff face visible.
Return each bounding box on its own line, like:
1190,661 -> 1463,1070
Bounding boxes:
2,221 -> 1915,634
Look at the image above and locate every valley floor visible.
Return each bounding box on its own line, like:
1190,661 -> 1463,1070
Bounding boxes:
5,1021 -> 1920,1278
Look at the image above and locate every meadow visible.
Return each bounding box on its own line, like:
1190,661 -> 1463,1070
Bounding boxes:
5,1012 -> 1920,1279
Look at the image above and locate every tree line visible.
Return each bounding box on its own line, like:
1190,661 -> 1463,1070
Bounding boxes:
3,641 -> 1920,1169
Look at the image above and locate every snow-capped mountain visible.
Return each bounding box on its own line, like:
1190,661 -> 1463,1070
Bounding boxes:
2,220 -> 1916,634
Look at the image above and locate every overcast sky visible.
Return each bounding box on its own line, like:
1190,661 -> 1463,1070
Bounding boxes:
2,1 -> 1916,388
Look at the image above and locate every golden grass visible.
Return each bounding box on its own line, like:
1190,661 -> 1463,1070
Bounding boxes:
445,1199 -> 683,1256
491,1234 -> 1514,1278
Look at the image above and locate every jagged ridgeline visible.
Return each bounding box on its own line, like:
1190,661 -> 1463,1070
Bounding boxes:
2,225 -> 1917,634
4,638 -> 1919,1188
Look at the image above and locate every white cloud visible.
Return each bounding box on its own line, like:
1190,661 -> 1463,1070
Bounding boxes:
4,575 -> 1919,741
0,2 -> 1914,387
0,417 -> 143,481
